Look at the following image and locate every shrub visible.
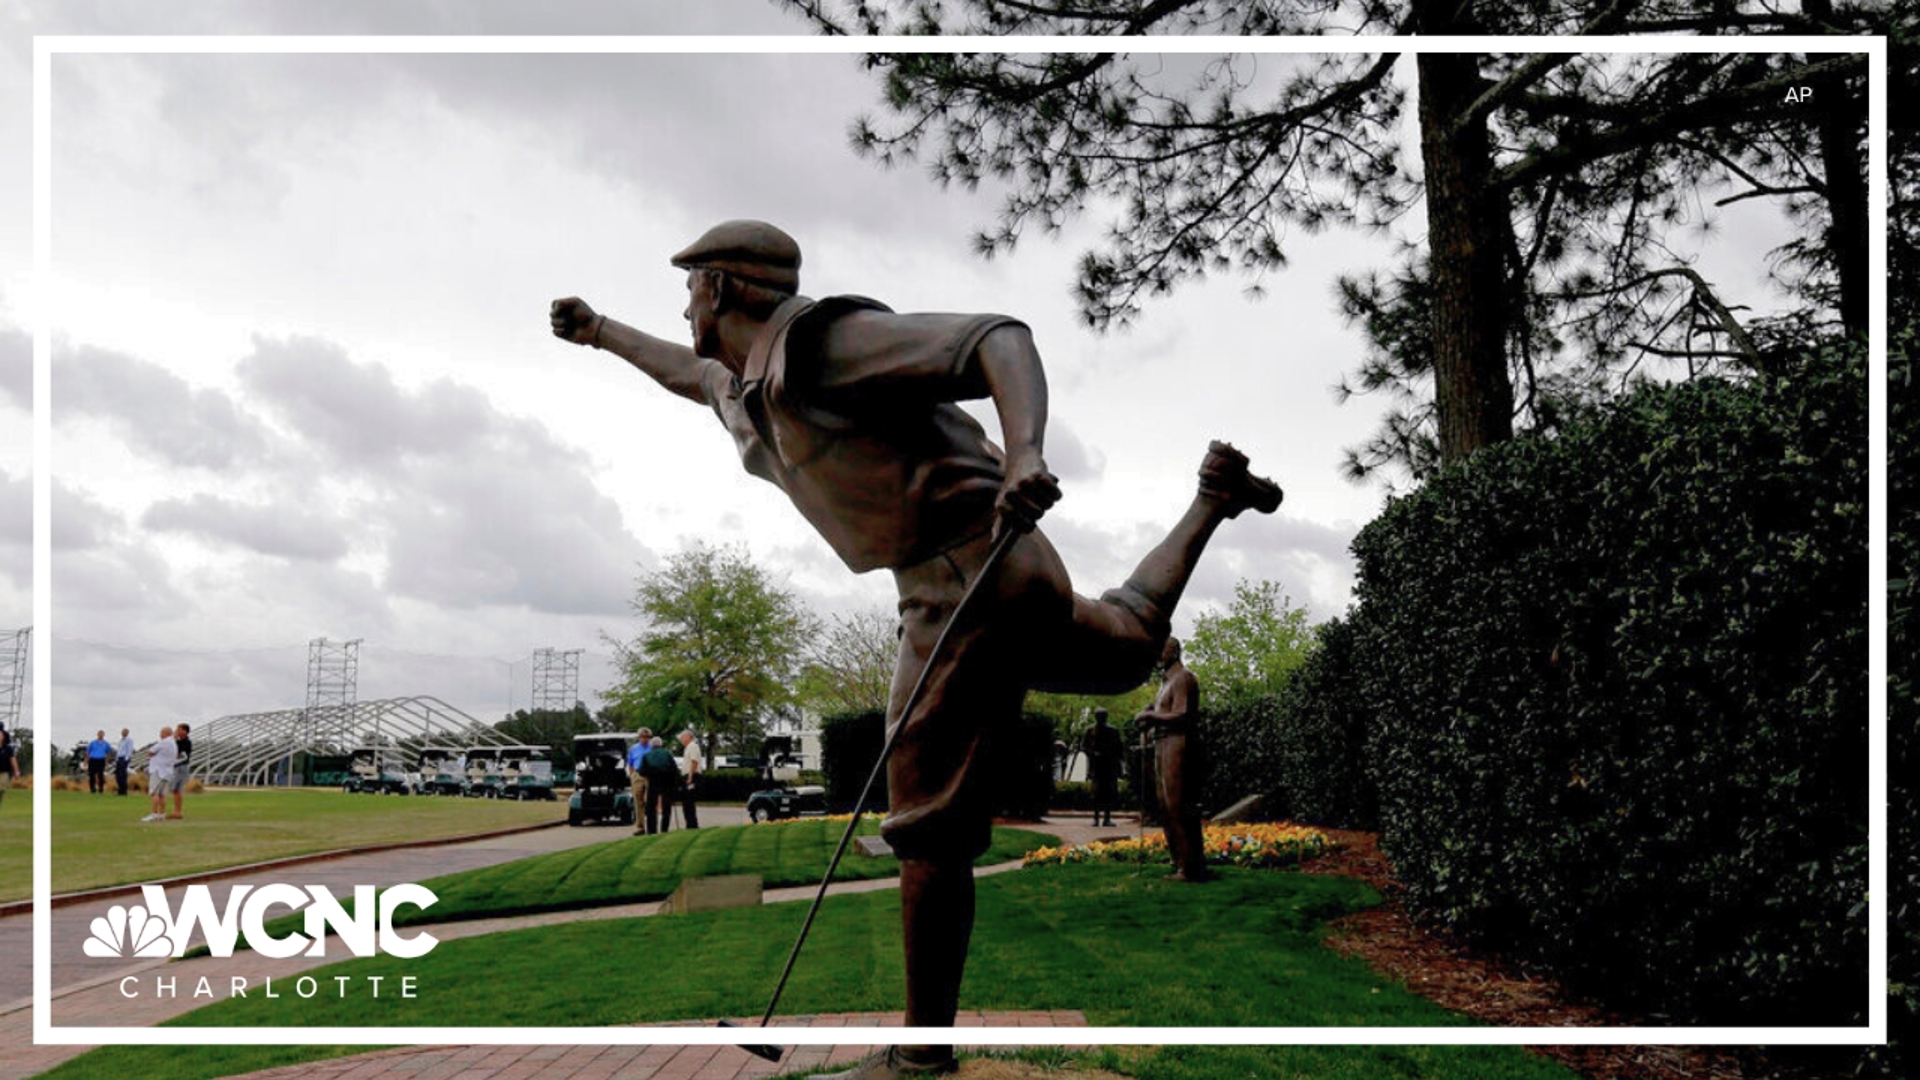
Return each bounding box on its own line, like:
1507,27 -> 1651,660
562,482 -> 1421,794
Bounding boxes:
993,711 -> 1057,820
817,708 -> 1054,819
818,710 -> 887,813
1048,778 -> 1141,813
1343,341 -> 1866,1024
1193,695 -> 1282,816
1265,618 -> 1378,830
693,767 -> 772,803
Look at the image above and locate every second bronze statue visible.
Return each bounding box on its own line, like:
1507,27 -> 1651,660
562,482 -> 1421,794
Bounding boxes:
552,219 -> 1282,1080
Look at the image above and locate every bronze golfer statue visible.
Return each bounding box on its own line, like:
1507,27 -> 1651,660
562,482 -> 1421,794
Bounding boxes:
1135,637 -> 1210,882
552,220 -> 1281,1079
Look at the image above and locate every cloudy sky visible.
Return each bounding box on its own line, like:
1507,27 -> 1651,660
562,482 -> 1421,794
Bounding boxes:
0,4 -> 1800,744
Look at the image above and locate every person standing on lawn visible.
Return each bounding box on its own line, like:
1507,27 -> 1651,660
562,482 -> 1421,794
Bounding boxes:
86,730 -> 109,794
1134,638 -> 1209,883
639,735 -> 679,834
551,220 -> 1279,1080
1081,708 -> 1125,829
625,727 -> 654,836
677,729 -> 703,830
0,727 -> 18,809
141,725 -> 177,823
115,727 -> 134,796
168,722 -> 192,820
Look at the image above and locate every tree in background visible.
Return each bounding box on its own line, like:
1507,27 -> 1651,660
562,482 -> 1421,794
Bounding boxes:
778,0 -> 1869,481
494,705 -> 598,774
1185,579 -> 1317,708
603,543 -> 814,756
795,607 -> 899,716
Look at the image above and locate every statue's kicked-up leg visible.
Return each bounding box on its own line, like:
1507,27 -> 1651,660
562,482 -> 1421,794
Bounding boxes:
1036,440 -> 1284,698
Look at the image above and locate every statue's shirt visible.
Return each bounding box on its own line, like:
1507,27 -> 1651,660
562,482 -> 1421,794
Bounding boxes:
704,295 -> 1024,573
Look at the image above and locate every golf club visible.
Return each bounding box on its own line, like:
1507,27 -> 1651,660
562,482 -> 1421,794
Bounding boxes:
717,527 -> 1021,1062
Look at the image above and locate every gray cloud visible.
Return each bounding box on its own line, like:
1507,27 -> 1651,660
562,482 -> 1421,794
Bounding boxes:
142,493 -> 352,562
237,335 -> 490,468
21,0 -> 806,37
62,50 -> 994,256
382,445 -> 644,616
0,325 -> 26,412
236,335 -> 650,615
0,470 -> 26,590
56,344 -> 271,469
51,483 -> 187,620
52,480 -> 119,553
1045,417 -> 1106,483
53,544 -> 184,617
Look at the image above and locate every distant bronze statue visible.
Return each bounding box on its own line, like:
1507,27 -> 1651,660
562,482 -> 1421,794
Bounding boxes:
1135,638 -> 1209,882
552,221 -> 1278,1079
1081,708 -> 1124,828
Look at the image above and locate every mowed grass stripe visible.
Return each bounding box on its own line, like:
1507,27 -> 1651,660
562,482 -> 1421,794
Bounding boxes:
44,864 -> 1581,1080
240,821 -> 1057,947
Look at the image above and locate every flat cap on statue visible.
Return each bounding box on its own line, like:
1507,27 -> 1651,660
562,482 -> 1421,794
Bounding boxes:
670,220 -> 802,292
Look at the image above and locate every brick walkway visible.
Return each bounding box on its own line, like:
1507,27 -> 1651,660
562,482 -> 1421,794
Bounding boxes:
223,1011 -> 1090,1080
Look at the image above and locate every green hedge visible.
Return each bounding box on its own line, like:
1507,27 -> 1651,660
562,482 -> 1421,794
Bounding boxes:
1886,324 -> 1918,1076
818,710 -> 889,813
1263,618 -> 1377,830
1049,778 -> 1142,813
818,709 -> 1055,820
1329,341 -> 1866,1024
696,767 -> 776,802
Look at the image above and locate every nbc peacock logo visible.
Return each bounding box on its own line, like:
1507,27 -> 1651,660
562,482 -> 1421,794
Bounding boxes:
84,903 -> 175,958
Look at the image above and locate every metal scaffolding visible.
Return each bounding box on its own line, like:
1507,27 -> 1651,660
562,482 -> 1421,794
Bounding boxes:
158,696 -> 519,787
530,647 -> 582,712
303,637 -> 361,747
0,628 -> 26,732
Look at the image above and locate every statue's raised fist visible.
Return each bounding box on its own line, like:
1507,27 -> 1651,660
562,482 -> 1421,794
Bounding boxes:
550,297 -> 602,346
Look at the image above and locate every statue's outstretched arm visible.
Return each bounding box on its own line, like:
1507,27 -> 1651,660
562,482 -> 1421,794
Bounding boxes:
975,323 -> 1061,533
551,296 -> 718,405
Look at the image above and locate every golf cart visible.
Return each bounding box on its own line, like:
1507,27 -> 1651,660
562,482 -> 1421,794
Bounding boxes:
463,746 -> 506,798
568,732 -> 637,826
498,743 -> 557,801
759,733 -> 816,783
342,745 -> 411,795
746,783 -> 829,823
417,746 -> 468,796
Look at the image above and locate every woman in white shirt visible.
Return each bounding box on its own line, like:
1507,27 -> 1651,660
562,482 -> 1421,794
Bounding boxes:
142,726 -> 177,823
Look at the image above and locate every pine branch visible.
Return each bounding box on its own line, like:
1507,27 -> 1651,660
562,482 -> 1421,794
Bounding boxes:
1495,55 -> 1866,192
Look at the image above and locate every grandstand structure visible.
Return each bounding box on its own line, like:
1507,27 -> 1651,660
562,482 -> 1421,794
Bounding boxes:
151,695 -> 518,786
0,628 -> 26,732
128,637 -> 517,786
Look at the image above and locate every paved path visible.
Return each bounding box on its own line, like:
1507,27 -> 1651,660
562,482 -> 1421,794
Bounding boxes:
3,814 -> 1123,1079
224,1010 -> 1091,1080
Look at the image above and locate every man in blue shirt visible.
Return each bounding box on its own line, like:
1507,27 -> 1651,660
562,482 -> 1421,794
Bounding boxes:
624,728 -> 653,837
86,730 -> 110,794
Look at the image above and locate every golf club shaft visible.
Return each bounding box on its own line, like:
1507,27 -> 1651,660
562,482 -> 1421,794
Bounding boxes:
753,527 -> 1021,1030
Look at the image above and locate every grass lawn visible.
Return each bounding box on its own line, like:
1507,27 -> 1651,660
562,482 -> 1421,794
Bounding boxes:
27,788 -> 562,901
241,820 -> 1058,945
0,785 -> 28,896
46,862 -> 1578,1080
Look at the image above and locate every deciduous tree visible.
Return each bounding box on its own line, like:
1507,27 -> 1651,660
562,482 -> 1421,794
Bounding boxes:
603,543 -> 815,755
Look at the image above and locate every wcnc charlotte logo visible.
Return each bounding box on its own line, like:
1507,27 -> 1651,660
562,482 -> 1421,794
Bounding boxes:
85,884 -> 439,960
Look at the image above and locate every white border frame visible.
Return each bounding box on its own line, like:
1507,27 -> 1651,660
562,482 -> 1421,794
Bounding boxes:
31,32 -> 1888,1050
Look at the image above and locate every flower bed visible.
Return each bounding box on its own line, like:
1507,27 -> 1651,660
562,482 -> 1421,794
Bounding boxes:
1023,822 -> 1335,870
